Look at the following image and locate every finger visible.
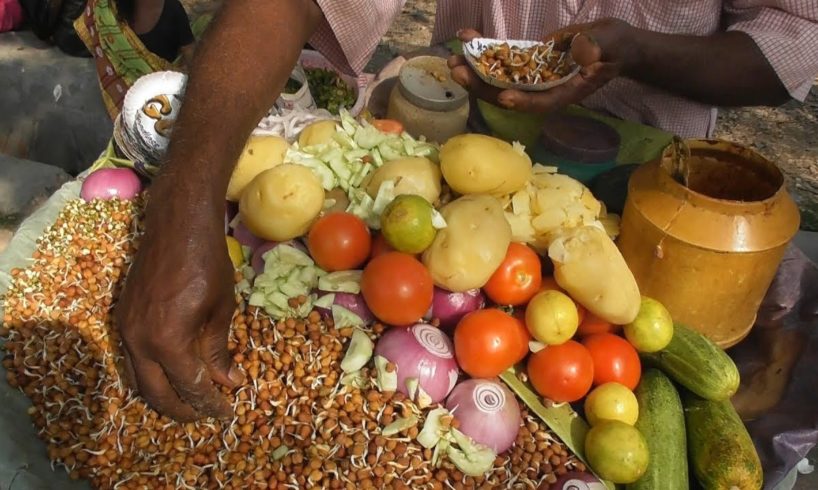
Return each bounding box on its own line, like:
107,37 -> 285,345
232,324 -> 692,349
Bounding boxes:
447,54 -> 468,69
120,347 -> 138,393
497,61 -> 619,113
571,33 -> 603,67
160,337 -> 233,420
129,351 -> 200,422
199,297 -> 243,389
457,28 -> 482,42
449,63 -> 504,102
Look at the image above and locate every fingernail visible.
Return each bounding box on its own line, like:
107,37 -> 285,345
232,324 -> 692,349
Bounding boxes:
228,366 -> 245,386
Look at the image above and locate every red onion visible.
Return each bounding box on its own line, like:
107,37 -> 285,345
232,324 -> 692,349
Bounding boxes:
374,324 -> 459,403
234,221 -> 266,252
429,287 -> 485,328
80,168 -> 142,202
549,472 -> 605,490
445,379 -> 521,454
315,291 -> 374,324
252,241 -> 309,275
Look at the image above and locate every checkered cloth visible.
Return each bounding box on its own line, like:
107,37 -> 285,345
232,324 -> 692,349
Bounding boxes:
309,0 -> 818,137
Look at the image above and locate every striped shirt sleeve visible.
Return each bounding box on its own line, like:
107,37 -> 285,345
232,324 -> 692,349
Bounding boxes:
310,0 -> 407,75
724,0 -> 818,100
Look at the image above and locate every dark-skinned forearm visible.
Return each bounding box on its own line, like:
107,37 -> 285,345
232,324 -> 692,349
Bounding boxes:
621,27 -> 789,107
151,0 -> 321,216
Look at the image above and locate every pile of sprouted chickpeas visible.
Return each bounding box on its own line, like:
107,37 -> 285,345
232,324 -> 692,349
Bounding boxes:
1,197 -> 585,489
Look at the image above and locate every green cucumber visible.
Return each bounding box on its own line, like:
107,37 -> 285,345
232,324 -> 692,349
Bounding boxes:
684,393 -> 763,490
640,323 -> 739,401
626,369 -> 688,490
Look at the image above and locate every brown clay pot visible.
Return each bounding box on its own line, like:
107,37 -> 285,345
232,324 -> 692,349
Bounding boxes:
618,139 -> 800,348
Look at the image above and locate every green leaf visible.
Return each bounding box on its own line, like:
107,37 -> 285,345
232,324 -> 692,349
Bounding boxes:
499,366 -> 615,490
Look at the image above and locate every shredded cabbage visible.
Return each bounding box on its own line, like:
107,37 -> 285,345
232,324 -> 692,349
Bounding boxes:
248,245 -> 326,319
284,110 -> 439,224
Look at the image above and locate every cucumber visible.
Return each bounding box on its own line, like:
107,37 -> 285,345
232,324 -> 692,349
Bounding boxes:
684,393 -> 763,490
626,369 -> 688,490
640,323 -> 739,401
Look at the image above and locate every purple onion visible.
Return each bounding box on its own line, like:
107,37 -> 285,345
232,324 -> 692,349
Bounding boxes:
374,324 -> 459,403
80,168 -> 142,202
234,221 -> 265,252
446,379 -> 521,454
429,287 -> 486,328
551,472 -> 605,490
315,291 -> 375,324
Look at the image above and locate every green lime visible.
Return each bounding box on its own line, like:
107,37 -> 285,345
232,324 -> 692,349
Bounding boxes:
380,195 -> 437,254
624,296 -> 674,353
585,420 -> 649,484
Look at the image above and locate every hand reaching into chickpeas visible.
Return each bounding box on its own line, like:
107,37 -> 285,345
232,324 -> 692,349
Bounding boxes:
449,19 -> 630,113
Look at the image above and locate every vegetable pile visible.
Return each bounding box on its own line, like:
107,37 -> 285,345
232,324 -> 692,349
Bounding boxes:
1,109 -> 763,490
1,199 -> 586,489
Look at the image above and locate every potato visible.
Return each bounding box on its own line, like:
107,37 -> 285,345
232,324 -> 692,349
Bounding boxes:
363,157 -> 442,204
239,164 -> 325,241
227,135 -> 289,201
549,225 -> 640,324
298,120 -> 338,147
440,134 -> 532,196
422,195 -> 511,292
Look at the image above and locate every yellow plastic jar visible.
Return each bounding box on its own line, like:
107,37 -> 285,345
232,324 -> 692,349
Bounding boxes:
386,56 -> 469,144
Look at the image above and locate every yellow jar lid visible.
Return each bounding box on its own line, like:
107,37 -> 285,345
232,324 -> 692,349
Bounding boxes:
398,56 -> 468,112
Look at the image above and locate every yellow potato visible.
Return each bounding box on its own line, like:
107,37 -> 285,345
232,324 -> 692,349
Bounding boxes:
363,157 -> 442,204
439,134 -> 532,196
239,164 -> 325,241
549,225 -> 641,325
422,195 -> 511,292
298,120 -> 338,147
227,135 -> 289,201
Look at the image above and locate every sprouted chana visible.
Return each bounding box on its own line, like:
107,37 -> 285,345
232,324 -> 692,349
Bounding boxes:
1,197 -> 586,489
476,40 -> 576,85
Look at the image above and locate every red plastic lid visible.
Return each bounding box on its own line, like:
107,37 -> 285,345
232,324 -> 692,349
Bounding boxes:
540,114 -> 621,164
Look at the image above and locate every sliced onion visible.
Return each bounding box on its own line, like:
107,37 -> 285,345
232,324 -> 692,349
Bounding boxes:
315,291 -> 374,325
551,471 -> 605,489
252,240 -> 308,275
80,168 -> 142,202
234,221 -> 266,252
429,287 -> 485,328
445,378 -> 521,454
374,324 -> 459,404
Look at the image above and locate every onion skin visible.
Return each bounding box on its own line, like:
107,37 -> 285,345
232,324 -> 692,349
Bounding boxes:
374,324 -> 459,403
545,472 -> 605,490
80,168 -> 142,202
430,287 -> 485,329
315,291 -> 375,324
445,378 -> 521,454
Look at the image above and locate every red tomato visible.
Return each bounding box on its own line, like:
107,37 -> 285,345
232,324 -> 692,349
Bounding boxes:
527,341 -> 594,403
483,243 -> 543,306
454,309 -> 528,378
307,213 -> 371,271
577,311 -> 618,337
582,333 -> 641,390
361,252 -> 433,325
370,233 -> 397,259
372,119 -> 404,135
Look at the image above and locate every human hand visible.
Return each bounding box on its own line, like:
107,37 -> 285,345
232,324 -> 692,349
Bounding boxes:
115,183 -> 242,421
449,18 -> 635,113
